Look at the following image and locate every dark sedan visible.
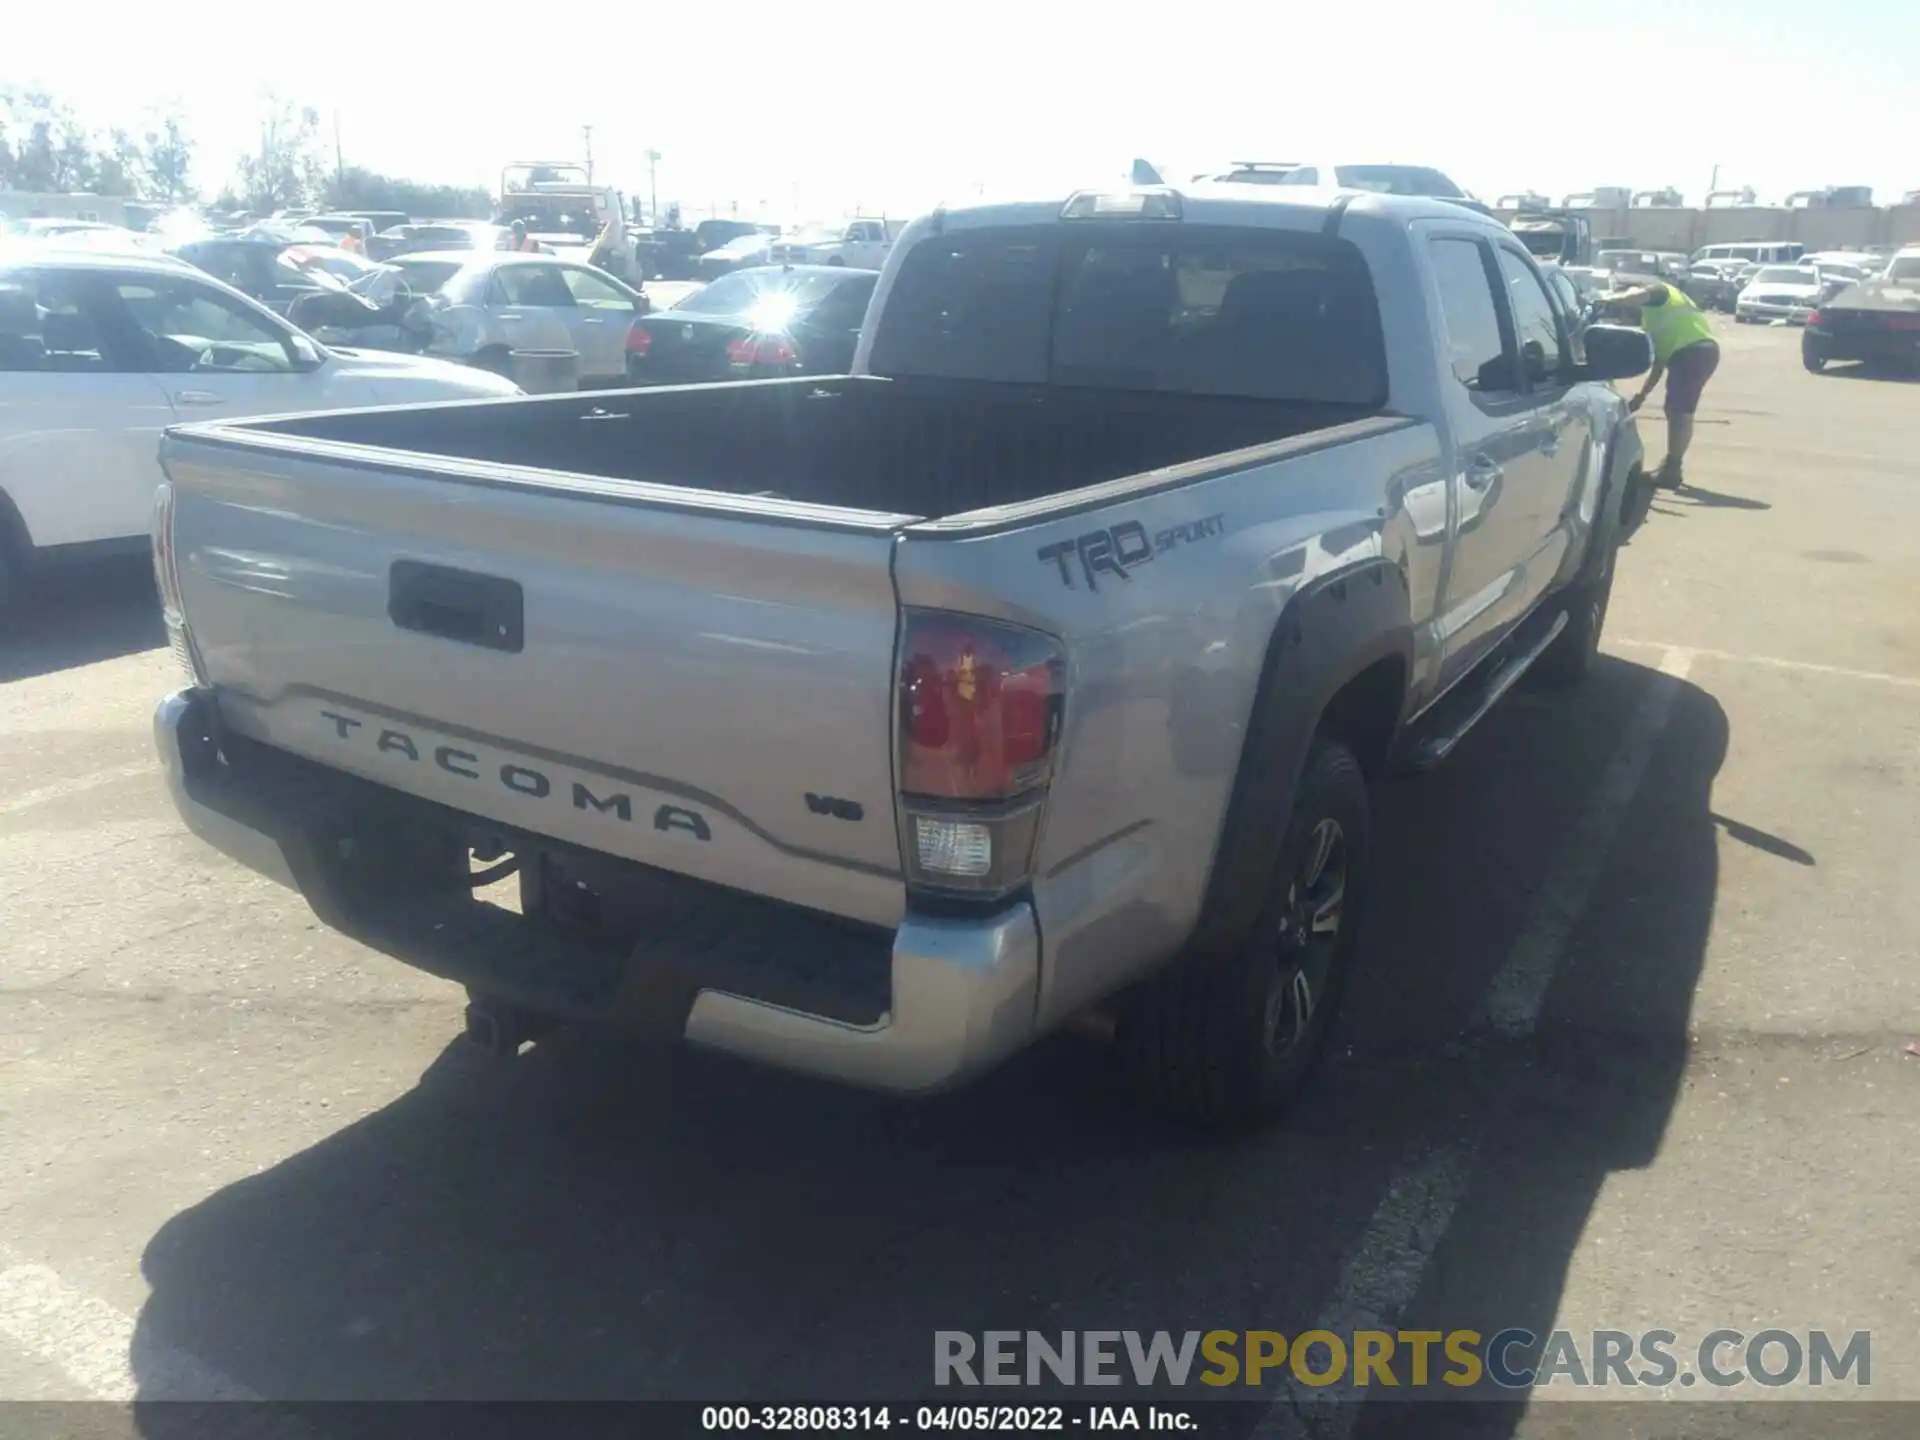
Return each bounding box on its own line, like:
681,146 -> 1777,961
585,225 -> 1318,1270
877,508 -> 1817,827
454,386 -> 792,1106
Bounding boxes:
167,237 -> 379,314
1802,257 -> 1920,374
624,266 -> 876,384
1683,262 -> 1742,312
694,231 -> 778,279
637,219 -> 770,280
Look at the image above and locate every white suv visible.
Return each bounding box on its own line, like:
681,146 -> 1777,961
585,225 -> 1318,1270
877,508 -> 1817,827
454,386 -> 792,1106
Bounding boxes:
0,249 -> 520,608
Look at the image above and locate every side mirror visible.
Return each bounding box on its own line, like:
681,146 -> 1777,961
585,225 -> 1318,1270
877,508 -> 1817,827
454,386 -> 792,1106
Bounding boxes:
288,334 -> 326,372
1578,323 -> 1652,382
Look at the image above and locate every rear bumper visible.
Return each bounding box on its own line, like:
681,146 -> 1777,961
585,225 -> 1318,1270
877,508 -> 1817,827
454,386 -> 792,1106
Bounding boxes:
1804,327 -> 1920,363
1737,300 -> 1812,323
155,688 -> 1039,1093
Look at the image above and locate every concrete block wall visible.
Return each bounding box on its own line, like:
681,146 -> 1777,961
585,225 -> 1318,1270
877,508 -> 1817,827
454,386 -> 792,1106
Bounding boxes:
1494,204 -> 1920,253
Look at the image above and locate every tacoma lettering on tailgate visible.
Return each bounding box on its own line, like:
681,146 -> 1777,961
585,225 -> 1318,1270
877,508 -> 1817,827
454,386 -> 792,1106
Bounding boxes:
318,709 -> 712,841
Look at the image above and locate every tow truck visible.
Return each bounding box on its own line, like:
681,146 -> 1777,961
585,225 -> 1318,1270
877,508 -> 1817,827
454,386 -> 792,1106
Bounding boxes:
495,162 -> 639,284
1507,199 -> 1593,267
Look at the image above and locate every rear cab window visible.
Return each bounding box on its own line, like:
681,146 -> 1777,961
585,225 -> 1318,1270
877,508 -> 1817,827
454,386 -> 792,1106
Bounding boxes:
867,223 -> 1388,407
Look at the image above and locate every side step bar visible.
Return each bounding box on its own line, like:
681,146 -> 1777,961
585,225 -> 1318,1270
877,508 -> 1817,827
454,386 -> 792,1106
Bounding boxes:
1395,609 -> 1568,773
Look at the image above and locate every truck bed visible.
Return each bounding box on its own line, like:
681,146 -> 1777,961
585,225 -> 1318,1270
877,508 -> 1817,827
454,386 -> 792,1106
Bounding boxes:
249,375 -> 1381,520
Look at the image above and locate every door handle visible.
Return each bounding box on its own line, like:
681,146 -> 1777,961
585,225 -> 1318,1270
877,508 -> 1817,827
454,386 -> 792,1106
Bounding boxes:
173,391 -> 226,405
500,314 -> 523,323
1464,456 -> 1502,491
578,317 -> 605,325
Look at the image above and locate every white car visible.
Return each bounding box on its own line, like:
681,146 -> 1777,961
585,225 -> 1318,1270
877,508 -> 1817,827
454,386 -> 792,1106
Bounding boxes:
1736,264 -> 1825,323
0,249 -> 520,606
770,218 -> 905,270
393,252 -> 648,386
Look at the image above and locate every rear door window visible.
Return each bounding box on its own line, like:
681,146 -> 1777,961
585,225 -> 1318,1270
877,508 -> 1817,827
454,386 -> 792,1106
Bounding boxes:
1427,238 -> 1514,394
494,264 -> 575,307
869,223 -> 1387,405
0,270 -> 144,373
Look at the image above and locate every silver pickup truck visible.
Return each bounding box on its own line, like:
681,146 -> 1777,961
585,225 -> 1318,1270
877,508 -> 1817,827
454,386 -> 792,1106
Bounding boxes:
153,185 -> 1652,1123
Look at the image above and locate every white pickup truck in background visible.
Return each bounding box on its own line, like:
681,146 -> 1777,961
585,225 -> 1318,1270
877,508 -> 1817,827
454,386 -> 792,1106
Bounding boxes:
771,218 -> 905,269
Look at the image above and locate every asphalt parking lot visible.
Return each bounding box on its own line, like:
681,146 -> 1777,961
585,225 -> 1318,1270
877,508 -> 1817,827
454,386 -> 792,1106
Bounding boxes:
1,317 -> 1916,1434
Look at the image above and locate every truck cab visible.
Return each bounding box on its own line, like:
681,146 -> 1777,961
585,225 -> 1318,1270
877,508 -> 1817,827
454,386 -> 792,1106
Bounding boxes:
496,163 -> 636,284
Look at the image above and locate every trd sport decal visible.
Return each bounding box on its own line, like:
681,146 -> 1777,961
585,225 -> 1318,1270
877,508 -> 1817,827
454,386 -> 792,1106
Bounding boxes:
1036,513 -> 1227,590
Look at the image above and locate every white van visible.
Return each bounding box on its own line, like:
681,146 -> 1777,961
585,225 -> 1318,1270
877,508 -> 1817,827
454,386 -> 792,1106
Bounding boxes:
1692,241 -> 1806,266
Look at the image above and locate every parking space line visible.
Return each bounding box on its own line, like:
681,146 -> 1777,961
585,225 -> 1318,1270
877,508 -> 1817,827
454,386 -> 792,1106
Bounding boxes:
1479,648 -> 1691,1035
0,1247 -> 255,1402
1258,650 -> 1691,1437
1614,639 -> 1920,690
0,762 -> 159,820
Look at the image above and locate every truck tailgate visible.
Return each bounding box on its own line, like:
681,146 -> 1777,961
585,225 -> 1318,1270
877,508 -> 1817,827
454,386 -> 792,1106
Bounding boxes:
161,433 -> 908,928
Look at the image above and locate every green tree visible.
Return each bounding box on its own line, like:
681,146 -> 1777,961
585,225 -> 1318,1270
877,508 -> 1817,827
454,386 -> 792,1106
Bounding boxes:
323,164 -> 492,220
234,98 -> 326,211
6,91 -> 69,191
94,128 -> 147,197
140,109 -> 195,202
50,108 -> 96,192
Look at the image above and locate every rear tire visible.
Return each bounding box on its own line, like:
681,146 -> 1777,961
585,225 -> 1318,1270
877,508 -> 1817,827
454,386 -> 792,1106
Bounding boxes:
472,346 -> 513,377
1532,540 -> 1617,690
1117,739 -> 1370,1127
1802,345 -> 1828,374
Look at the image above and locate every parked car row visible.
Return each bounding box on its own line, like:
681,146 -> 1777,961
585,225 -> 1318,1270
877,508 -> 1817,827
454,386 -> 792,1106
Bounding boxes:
1802,246 -> 1920,374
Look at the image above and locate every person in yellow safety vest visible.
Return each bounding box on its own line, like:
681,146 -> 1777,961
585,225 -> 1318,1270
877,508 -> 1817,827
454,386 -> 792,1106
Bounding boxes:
1610,279 -> 1720,491
586,217 -> 619,273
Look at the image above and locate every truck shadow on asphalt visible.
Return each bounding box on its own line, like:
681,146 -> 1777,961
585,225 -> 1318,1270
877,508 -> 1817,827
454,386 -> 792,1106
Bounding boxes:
0,558 -> 164,683
130,655 -> 1729,1436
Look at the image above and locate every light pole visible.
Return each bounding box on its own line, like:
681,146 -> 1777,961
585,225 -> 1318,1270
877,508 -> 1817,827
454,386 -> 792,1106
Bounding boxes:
583,125 -> 595,183
646,149 -> 661,226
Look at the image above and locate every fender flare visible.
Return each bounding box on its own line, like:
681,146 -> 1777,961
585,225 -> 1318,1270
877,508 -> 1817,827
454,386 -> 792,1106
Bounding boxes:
1584,416 -> 1647,579
0,485 -> 34,562
1188,559 -> 1414,957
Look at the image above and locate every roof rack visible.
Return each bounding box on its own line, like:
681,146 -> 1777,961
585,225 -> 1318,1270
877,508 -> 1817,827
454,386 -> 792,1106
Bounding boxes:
1226,161 -> 1299,172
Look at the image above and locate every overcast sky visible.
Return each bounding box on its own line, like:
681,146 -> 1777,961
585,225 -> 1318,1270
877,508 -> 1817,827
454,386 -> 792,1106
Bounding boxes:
7,0 -> 1916,220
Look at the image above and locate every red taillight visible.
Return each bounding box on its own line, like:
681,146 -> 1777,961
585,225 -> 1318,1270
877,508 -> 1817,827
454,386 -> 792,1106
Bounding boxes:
726,334 -> 797,366
1805,310 -> 1822,328
625,324 -> 651,355
896,611 -> 1066,899
900,615 -> 1063,800
1886,314 -> 1920,331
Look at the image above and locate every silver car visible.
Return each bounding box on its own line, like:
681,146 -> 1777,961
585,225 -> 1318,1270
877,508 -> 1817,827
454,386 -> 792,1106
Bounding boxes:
393,252 -> 648,386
